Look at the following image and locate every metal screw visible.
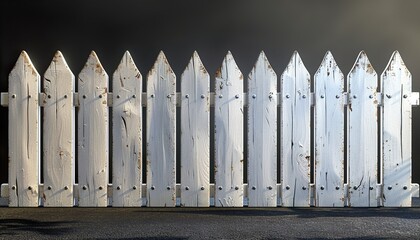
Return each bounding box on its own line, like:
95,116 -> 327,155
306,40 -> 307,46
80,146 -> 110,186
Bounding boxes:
302,186 -> 307,190
28,94 -> 32,98
167,94 -> 171,98
369,186 -> 374,190
151,186 -> 155,190
302,95 -> 306,99
369,95 -> 373,99
403,94 -> 408,99
388,186 -> 392,190
133,186 -> 137,190
320,95 -> 324,99
185,94 -> 189,99
286,185 -> 290,190
353,95 -> 357,99
235,94 -> 239,99
219,94 -> 223,98
403,186 -> 408,190
47,186 -> 52,190
235,186 -> 239,190
83,95 -> 87,99
353,186 -> 357,190
116,95 -> 120,98
48,95 -> 52,99
117,186 -> 121,190
99,94 -> 102,98
82,185 -> 87,190
11,185 -> 16,190
269,94 -> 273,99
286,95 -> 290,99
11,94 -> 16,99
166,186 -> 171,190
185,186 -> 189,190
320,186 -> 325,190
28,186 -> 32,190
252,94 -> 256,99
336,95 -> 340,99
252,186 -> 256,190
132,95 -> 136,98
386,94 -> 392,99
336,186 -> 340,190
218,186 -> 223,190
268,186 -> 273,190
99,186 -> 103,190
151,94 -> 155,98
64,94 -> 68,99
201,186 -> 205,190
64,186 -> 69,190
201,94 -> 205,99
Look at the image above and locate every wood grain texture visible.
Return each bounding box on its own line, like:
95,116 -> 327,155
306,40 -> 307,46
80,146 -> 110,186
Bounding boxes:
280,51 -> 311,207
247,51 -> 277,207
314,51 -> 345,207
214,51 -> 244,207
347,51 -> 378,207
8,51 -> 40,207
146,51 -> 176,207
180,51 -> 210,207
43,51 -> 74,207
77,51 -> 109,207
381,51 -> 412,207
112,51 -> 142,207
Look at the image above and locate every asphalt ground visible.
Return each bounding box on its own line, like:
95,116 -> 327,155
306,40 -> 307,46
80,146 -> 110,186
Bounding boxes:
1,199 -> 420,240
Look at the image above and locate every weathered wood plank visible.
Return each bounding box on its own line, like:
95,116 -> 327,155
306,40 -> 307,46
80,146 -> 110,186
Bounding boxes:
77,51 -> 109,207
381,51 -> 412,207
147,51 -> 176,207
8,51 -> 40,207
43,51 -> 75,207
112,51 -> 142,207
180,51 -> 210,207
280,51 -> 311,207
247,51 -> 277,207
214,51 -> 244,207
314,51 -> 345,207
347,51 -> 378,207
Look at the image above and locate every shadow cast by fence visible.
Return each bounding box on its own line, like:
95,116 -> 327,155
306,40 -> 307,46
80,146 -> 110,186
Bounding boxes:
0,218 -> 75,237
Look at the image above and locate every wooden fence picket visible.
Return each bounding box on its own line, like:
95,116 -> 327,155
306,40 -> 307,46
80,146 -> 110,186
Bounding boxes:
314,51 -> 345,207
43,51 -> 75,207
8,51 -> 40,207
147,51 -> 176,207
280,51 -> 311,207
347,51 -> 378,207
112,51 -> 142,207
381,51 -> 412,207
180,51 -> 210,207
247,51 -> 277,207
214,51 -> 244,207
77,51 -> 109,207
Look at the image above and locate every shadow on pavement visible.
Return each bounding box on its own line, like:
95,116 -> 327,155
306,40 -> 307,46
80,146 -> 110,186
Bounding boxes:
0,219 -> 75,237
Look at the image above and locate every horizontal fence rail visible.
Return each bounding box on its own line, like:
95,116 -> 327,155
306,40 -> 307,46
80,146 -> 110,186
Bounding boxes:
1,50 -> 419,207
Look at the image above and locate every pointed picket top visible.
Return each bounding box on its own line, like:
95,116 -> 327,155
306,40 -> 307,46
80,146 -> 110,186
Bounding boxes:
45,51 -> 73,77
149,51 -> 175,77
10,51 -> 39,78
283,51 -> 310,78
315,51 -> 343,76
250,51 -> 276,76
114,50 -> 141,77
79,51 -> 107,77
382,51 -> 411,79
182,51 -> 208,77
349,51 -> 377,76
216,51 -> 242,78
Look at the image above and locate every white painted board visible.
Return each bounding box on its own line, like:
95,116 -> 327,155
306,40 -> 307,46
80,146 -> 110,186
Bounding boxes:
347,51 -> 378,207
314,51 -> 345,207
147,51 -> 176,207
8,51 -> 40,207
381,51 -> 412,207
77,51 -> 109,207
214,51 -> 244,207
247,51 -> 277,207
180,51 -> 210,207
43,51 -> 75,207
112,51 -> 142,207
280,51 -> 311,207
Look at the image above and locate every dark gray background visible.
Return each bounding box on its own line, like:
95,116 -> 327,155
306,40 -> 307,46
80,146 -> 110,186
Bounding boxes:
1,0 -> 419,184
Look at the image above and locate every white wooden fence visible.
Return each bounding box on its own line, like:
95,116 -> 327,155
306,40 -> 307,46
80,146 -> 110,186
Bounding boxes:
0,50 -> 419,207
